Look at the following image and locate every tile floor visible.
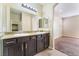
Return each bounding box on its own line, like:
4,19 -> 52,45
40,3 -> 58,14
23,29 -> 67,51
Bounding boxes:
35,49 -> 67,56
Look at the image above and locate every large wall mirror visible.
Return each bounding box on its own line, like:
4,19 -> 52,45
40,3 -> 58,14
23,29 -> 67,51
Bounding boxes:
10,8 -> 49,32
5,8 -> 49,32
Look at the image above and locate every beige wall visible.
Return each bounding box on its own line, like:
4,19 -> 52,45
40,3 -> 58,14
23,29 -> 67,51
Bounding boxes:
53,6 -> 63,39
0,4 -> 3,32
43,4 -> 55,49
0,4 -> 10,32
0,4 -> 8,36
63,15 -> 79,38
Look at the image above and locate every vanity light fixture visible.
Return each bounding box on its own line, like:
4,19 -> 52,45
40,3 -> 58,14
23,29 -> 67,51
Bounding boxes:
21,4 -> 37,12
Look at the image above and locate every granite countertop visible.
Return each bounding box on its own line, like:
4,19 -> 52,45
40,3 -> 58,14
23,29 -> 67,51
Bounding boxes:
1,32 -> 49,40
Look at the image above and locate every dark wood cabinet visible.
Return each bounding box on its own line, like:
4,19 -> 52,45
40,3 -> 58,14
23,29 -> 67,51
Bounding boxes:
37,35 -> 44,53
17,43 -> 24,56
44,33 -> 50,49
17,37 -> 29,56
3,38 -> 22,56
3,33 -> 49,56
17,36 -> 37,56
3,37 -> 28,56
28,36 -> 36,56
3,44 -> 18,56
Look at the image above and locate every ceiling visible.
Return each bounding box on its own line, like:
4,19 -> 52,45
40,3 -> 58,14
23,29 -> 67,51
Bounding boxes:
56,3 -> 79,17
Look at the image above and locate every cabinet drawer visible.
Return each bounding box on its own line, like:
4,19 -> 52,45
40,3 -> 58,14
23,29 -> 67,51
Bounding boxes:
17,36 -> 29,43
37,35 -> 42,38
37,35 -> 43,40
30,36 -> 36,40
3,38 -> 16,46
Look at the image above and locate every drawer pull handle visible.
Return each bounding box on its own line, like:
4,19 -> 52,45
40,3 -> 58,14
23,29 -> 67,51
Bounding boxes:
6,41 -> 15,44
22,44 -> 23,51
26,43 -> 27,48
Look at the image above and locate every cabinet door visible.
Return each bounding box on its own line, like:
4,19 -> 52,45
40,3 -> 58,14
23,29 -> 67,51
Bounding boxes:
23,37 -> 29,56
17,37 -> 29,56
3,38 -> 19,56
17,43 -> 24,56
44,33 -> 50,49
24,42 -> 29,56
28,36 -> 36,56
3,44 -> 23,56
37,35 -> 44,53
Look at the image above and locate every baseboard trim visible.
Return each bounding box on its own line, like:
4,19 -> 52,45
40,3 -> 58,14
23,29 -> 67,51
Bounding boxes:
63,35 -> 79,39
48,46 -> 54,50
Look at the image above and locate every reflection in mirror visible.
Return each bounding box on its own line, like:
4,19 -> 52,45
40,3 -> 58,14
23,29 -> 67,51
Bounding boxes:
39,19 -> 42,28
10,8 -> 22,32
6,8 -> 49,33
39,17 -> 48,28
43,17 -> 48,28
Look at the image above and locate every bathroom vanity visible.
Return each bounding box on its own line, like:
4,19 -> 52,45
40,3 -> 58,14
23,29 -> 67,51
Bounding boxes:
0,32 -> 49,56
0,4 -> 49,56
